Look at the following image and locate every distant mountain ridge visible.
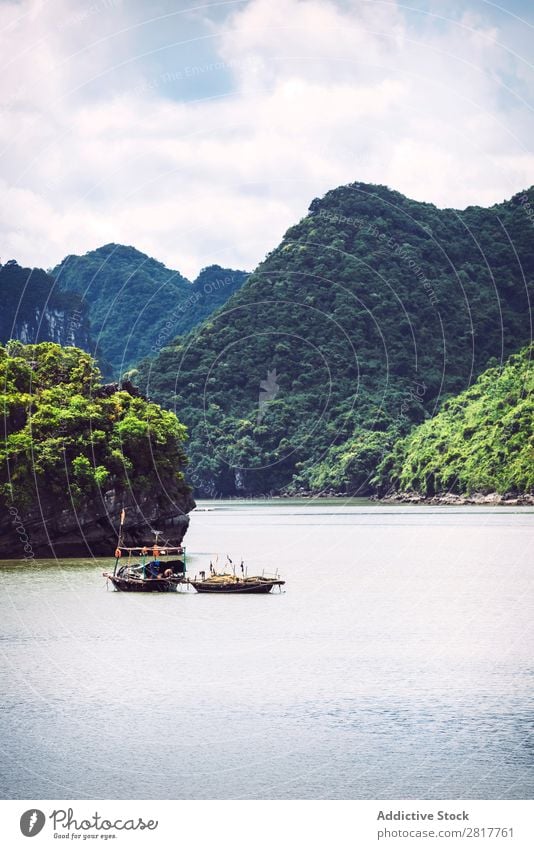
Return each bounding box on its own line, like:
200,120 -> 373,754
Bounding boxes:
52,244 -> 248,375
133,181 -> 534,497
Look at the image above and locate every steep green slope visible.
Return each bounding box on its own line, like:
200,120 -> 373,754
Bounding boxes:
0,341 -> 193,556
133,182 -> 534,496
52,245 -> 247,376
0,341 -> 191,508
376,344 -> 533,495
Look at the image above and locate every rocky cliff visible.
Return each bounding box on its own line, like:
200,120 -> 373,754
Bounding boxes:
0,259 -> 93,350
3,484 -> 194,559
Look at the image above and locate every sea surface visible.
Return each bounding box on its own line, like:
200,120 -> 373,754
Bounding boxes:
0,499 -> 533,800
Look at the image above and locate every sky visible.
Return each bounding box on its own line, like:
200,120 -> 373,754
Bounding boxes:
0,0 -> 533,279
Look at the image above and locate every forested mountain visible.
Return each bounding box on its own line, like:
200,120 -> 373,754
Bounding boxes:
52,245 -> 247,374
132,182 -> 534,497
0,260 -> 93,350
0,342 -> 193,557
376,344 -> 533,497
185,265 -> 249,333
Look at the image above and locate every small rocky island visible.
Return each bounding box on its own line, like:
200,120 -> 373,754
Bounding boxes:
0,342 -> 195,559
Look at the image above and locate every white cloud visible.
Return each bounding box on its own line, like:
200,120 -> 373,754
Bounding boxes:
0,0 -> 532,277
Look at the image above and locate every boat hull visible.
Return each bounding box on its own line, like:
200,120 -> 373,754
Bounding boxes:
104,573 -> 183,593
190,580 -> 284,594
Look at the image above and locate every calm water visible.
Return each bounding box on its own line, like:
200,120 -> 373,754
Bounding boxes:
1,499 -> 533,800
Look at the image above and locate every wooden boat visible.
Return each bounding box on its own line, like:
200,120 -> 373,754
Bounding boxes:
103,521 -> 187,593
189,559 -> 285,594
190,575 -> 284,593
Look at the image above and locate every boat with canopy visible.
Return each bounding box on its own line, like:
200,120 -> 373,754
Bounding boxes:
102,510 -> 187,592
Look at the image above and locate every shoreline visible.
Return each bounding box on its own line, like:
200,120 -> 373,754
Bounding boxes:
375,491 -> 534,506
195,491 -> 534,506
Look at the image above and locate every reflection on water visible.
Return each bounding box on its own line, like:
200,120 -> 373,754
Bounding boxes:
0,500 -> 533,799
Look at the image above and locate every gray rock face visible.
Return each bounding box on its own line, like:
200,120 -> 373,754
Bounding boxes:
13,306 -> 93,349
0,260 -> 94,351
2,486 -> 195,559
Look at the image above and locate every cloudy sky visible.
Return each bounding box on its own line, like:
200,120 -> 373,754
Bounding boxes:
0,0 -> 532,278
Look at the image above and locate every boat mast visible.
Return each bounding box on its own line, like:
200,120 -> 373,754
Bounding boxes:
113,507 -> 126,576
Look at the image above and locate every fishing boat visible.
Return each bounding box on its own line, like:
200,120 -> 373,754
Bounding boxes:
103,513 -> 187,593
103,544 -> 186,592
189,558 -> 285,594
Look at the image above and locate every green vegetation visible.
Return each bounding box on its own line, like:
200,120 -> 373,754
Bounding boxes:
53,244 -> 247,375
376,344 -> 533,495
182,265 -> 249,335
0,341 -> 190,510
133,182 -> 533,496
